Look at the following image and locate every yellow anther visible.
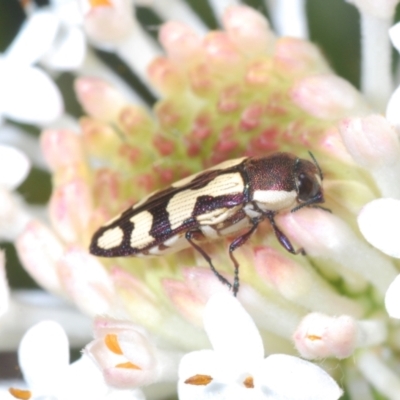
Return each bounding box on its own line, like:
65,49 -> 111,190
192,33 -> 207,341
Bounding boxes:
243,376 -> 254,388
184,374 -> 213,386
115,361 -> 142,370
307,334 -> 322,341
8,387 -> 32,400
89,0 -> 112,7
105,333 -> 123,355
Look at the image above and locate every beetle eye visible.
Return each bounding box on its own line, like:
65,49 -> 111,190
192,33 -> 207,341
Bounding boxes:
297,173 -> 319,201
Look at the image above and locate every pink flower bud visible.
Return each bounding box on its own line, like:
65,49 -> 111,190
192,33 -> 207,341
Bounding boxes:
15,220 -> 64,294
293,312 -> 357,359
40,129 -> 85,172
278,209 -> 397,296
273,37 -> 330,75
80,117 -> 120,159
203,32 -> 241,68
163,278 -> 205,327
147,57 -> 185,94
317,126 -> 354,164
239,102 -> 263,131
339,115 -> 400,168
291,74 -> 368,120
118,105 -> 154,138
83,0 -> 135,45
75,77 -> 127,120
339,115 -> 400,198
223,5 -> 275,56
159,21 -> 201,63
57,246 -> 116,316
49,178 -> 93,243
254,247 -> 363,317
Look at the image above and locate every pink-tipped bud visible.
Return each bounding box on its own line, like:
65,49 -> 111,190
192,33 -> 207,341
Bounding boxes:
75,77 -> 126,120
181,267 -> 232,302
317,127 -> 354,164
339,115 -> 400,198
57,246 -> 116,316
273,37 -> 330,75
293,312 -> 357,359
163,278 -> 205,327
80,117 -> 120,158
159,21 -> 201,63
147,57 -> 185,94
278,209 -> 397,296
239,102 -> 263,131
339,115 -> 400,168
111,267 -> 162,327
245,60 -> 273,86
49,178 -> 93,243
15,220 -> 64,294
255,247 -> 312,299
40,129 -> 84,172
254,246 -> 364,317
223,5 -> 275,56
83,0 -> 135,45
203,32 -> 241,68
291,74 -> 368,120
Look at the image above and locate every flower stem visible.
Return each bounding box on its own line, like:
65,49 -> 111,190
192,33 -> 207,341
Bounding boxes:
360,13 -> 393,111
265,0 -> 308,38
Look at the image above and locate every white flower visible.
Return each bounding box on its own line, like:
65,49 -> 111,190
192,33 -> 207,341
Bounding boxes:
0,11 -> 63,125
178,294 -> 343,400
3,320 -> 145,400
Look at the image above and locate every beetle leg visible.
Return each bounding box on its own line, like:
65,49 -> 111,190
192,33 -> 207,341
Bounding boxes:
228,219 -> 260,296
185,230 -> 232,291
265,212 -> 305,255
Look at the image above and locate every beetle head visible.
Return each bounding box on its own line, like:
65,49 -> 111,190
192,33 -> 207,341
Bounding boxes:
291,153 -> 325,213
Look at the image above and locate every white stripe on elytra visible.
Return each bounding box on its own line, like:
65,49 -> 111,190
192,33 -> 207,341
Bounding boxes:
97,226 -> 124,249
167,173 -> 245,230
130,211 -> 155,248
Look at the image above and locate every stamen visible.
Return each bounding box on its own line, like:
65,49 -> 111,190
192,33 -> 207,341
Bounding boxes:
8,388 -> 32,400
105,333 -> 123,355
184,374 -> 213,386
90,0 -> 112,7
243,376 -> 254,388
115,361 -> 142,370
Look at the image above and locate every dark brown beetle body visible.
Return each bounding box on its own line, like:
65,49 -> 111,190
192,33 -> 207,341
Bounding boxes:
90,152 -> 326,295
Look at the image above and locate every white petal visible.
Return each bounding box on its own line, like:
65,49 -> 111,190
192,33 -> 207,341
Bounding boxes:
179,350 -> 218,381
6,10 -> 60,65
43,26 -> 86,71
385,274 -> 400,318
0,145 -> 30,189
389,22 -> 400,54
0,124 -> 47,170
386,84 -> 400,131
18,321 -> 69,392
257,354 -> 343,400
204,294 -> 264,366
358,198 -> 400,258
0,64 -> 63,124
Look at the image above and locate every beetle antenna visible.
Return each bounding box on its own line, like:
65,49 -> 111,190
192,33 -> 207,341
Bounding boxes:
308,151 -> 323,181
